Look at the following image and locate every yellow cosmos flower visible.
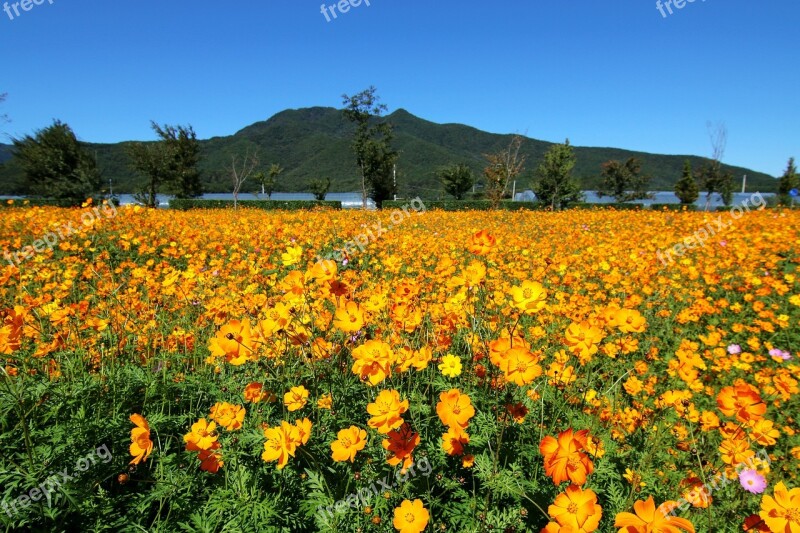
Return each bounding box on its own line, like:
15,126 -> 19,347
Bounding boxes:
284,385 -> 310,412
438,354 -> 462,378
510,280 -> 547,314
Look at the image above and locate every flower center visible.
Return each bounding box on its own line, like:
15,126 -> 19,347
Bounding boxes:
405,512 -> 415,523
567,503 -> 578,514
785,509 -> 800,523
523,288 -> 533,299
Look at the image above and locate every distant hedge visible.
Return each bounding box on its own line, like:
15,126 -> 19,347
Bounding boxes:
0,198 -> 84,208
649,203 -> 698,211
169,199 -> 342,211
382,200 -> 543,211
569,203 -> 645,210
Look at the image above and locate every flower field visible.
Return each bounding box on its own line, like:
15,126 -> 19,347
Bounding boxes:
1,203 -> 799,532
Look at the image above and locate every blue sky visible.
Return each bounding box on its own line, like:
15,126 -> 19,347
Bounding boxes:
0,0 -> 797,176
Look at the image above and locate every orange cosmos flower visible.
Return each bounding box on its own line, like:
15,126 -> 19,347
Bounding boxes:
743,514 -> 771,532
208,320 -> 253,366
393,499 -> 429,533
467,229 -> 496,255
719,438 -> 755,466
510,280 -> 547,314
716,382 -> 766,423
436,389 -> 476,432
564,321 -> 604,363
262,421 -> 300,469
284,385 -> 309,412
331,425 -> 368,463
539,429 -> 595,486
367,389 -> 409,434
305,259 -> 338,283
333,301 -> 365,333
198,448 -> 223,473
382,423 -> 420,471
748,418 -> 780,446
243,382 -> 270,403
317,393 -> 333,409
488,335 -> 530,368
499,346 -> 543,386
680,477 -> 712,508
184,418 -> 219,451
759,482 -> 800,533
442,426 -> 470,456
351,340 -> 394,386
506,402 -> 529,424
614,496 -> 695,532
547,484 -> 602,533
295,418 -> 312,445
0,306 -> 24,354
611,308 -> 647,334
209,402 -> 246,431
129,414 -> 153,465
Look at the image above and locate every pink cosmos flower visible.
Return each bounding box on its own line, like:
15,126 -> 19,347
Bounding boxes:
769,348 -> 792,361
727,344 -> 742,355
738,469 -> 766,494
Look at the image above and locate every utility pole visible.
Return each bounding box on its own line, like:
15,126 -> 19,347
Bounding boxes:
741,174 -> 746,194
393,164 -> 397,201
512,180 -> 516,201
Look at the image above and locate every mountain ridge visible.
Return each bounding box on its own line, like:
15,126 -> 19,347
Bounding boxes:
0,107 -> 777,196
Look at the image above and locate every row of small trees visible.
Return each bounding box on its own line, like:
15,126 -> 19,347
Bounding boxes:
437,140 -> 798,209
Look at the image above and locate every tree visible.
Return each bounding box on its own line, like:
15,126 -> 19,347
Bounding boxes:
483,135 -> 526,208
128,141 -> 168,208
701,122 -> 731,209
438,163 -> 474,200
0,93 -> 8,126
342,86 -> 398,209
265,163 -> 283,199
158,123 -> 202,199
229,149 -> 259,208
777,157 -> 797,206
13,120 -> 102,205
698,160 -> 734,208
309,177 -> 331,201
674,160 -> 699,204
532,140 -> 582,210
128,122 -> 202,207
596,157 -> 651,202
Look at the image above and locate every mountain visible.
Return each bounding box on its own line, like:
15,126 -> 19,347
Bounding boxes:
0,107 -> 777,196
